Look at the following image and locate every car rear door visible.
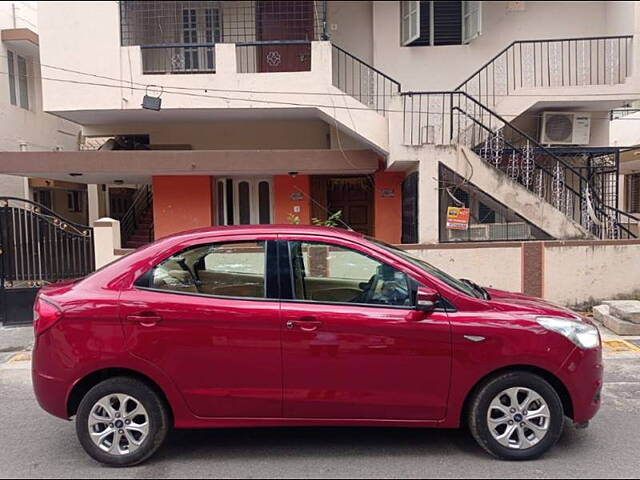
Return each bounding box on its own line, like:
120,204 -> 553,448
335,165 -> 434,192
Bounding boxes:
119,235 -> 282,419
278,236 -> 452,421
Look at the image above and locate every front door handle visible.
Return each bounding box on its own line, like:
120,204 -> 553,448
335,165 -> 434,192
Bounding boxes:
286,316 -> 322,332
126,315 -> 162,327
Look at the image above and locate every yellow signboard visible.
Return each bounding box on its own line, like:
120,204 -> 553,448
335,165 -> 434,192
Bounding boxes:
446,207 -> 470,230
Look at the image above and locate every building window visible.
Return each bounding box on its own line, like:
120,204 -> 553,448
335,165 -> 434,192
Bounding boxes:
400,1 -> 481,47
7,50 -> 29,109
627,173 -> 640,213
216,178 -> 273,226
34,189 -> 53,210
67,190 -> 81,212
7,51 -> 16,105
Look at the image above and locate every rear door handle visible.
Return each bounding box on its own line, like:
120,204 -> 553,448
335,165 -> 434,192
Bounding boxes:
126,315 -> 162,327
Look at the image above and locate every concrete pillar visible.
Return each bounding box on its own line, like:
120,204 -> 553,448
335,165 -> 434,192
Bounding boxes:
418,148 -> 444,244
215,43 -> 237,74
88,184 -> 100,225
93,218 -> 121,269
374,170 -> 404,244
312,41 -> 333,84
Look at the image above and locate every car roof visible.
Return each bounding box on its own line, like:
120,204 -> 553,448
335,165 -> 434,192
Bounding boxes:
156,224 -> 366,243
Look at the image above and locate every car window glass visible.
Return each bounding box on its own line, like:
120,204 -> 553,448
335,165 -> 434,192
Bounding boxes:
151,241 -> 266,299
289,241 -> 412,307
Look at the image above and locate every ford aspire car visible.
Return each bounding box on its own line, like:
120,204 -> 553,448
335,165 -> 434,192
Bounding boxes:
32,225 -> 602,466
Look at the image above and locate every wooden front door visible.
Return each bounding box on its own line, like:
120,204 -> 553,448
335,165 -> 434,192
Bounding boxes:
323,176 -> 373,236
256,0 -> 314,73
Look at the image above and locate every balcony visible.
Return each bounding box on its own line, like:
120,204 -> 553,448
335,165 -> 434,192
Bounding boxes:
120,0 -> 327,75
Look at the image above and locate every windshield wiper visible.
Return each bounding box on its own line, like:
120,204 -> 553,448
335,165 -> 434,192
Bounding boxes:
460,278 -> 490,300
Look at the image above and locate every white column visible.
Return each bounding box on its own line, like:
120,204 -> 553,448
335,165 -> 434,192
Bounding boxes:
93,218 -> 122,269
418,150 -> 441,244
215,43 -> 237,74
88,184 -> 100,225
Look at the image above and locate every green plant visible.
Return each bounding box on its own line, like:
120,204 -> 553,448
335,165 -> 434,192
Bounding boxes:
287,213 -> 301,225
312,210 -> 343,227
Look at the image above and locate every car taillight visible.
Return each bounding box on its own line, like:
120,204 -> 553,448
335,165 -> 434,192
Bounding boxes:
33,297 -> 63,336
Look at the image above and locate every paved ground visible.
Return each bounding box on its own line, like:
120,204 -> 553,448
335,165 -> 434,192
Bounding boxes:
1,353 -> 640,479
0,325 -> 33,363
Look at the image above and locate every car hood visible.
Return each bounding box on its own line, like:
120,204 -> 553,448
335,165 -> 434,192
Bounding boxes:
485,287 -> 581,320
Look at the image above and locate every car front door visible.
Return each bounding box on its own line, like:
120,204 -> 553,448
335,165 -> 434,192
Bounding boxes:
119,236 -> 282,418
279,237 -> 452,421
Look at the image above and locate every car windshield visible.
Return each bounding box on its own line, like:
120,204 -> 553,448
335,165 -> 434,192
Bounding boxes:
368,238 -> 482,299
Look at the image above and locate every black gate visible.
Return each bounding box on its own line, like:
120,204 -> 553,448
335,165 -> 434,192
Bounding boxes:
0,197 -> 95,326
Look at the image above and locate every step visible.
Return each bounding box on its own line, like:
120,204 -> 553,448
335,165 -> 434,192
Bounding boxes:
593,304 -> 640,336
130,235 -> 152,242
124,240 -> 149,249
603,300 -> 640,324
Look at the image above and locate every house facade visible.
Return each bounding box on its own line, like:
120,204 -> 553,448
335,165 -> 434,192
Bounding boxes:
0,1 -> 85,222
1,0 -> 639,247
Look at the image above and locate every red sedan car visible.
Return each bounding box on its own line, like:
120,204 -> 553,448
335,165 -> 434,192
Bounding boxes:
32,225 -> 602,466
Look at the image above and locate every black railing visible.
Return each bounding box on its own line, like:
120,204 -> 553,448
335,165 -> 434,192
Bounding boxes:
331,44 -> 401,116
401,91 -> 639,239
236,41 -> 312,73
456,35 -> 633,108
0,197 -> 95,287
120,185 -> 153,246
141,44 -> 216,74
121,1 -> 327,48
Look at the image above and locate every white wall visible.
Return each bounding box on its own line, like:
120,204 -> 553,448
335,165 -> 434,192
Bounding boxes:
544,242 -> 640,306
372,1 -> 627,91
408,245 -> 523,293
0,1 -> 81,199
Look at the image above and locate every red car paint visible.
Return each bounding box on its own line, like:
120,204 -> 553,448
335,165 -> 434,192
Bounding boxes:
32,225 -> 602,429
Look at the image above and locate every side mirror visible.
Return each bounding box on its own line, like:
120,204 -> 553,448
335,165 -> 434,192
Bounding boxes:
416,286 -> 439,312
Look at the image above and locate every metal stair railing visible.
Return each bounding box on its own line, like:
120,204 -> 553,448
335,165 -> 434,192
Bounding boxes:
120,185 -> 153,246
400,90 -> 639,239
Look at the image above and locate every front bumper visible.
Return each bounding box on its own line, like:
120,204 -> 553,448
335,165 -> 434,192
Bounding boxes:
558,345 -> 603,424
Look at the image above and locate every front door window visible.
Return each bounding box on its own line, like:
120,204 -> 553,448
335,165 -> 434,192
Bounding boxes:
288,241 -> 412,307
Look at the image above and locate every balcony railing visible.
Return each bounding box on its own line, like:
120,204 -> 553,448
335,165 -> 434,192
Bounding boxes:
331,44 -> 401,116
456,35 -> 633,108
236,41 -> 312,73
121,0 -> 328,74
141,44 -> 216,74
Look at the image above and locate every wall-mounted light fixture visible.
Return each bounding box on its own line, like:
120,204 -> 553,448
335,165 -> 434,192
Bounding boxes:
142,85 -> 163,111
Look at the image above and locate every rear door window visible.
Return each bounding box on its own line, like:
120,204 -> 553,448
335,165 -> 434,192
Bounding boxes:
147,241 -> 267,299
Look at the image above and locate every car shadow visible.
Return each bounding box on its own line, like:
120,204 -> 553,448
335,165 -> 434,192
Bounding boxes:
156,426 -> 487,462
152,422 -> 583,465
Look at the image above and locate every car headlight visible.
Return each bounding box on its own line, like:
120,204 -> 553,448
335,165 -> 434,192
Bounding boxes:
536,316 -> 600,349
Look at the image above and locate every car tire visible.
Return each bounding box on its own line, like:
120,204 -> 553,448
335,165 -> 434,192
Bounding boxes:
76,377 -> 169,467
468,371 -> 565,461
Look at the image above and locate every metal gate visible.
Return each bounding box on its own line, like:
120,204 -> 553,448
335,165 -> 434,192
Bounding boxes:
0,197 -> 95,326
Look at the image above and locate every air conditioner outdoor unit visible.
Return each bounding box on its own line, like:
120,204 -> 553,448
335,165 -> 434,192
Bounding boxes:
540,112 -> 591,145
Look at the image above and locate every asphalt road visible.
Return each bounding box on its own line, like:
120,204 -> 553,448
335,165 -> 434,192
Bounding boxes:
1,356 -> 640,479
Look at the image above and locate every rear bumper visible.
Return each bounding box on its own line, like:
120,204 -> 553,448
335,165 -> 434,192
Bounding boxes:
558,345 -> 603,424
31,336 -> 70,420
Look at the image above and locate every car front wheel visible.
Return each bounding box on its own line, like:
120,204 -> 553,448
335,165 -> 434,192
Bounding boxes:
468,371 -> 565,460
76,377 -> 169,467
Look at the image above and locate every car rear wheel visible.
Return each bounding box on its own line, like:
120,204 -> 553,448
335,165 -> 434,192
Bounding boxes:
468,371 -> 565,460
76,377 -> 169,467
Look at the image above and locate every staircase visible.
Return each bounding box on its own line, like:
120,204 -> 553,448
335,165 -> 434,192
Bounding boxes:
325,38 -> 640,241
120,185 -> 154,249
123,208 -> 154,249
